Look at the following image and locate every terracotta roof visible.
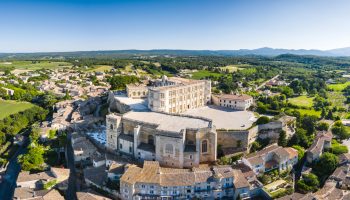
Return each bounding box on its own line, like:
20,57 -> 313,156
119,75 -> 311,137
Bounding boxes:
43,189 -> 64,200
77,191 -> 111,200
120,161 -> 234,187
17,171 -> 55,183
244,144 -> 297,166
308,131 -> 332,154
233,169 -> 250,189
216,94 -> 252,101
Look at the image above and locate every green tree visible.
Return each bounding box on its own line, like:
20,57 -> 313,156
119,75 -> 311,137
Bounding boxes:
278,130 -> 287,147
256,116 -> 270,125
312,152 -> 338,178
316,122 -> 329,131
292,145 -> 305,161
297,173 -> 319,193
18,145 -> 45,171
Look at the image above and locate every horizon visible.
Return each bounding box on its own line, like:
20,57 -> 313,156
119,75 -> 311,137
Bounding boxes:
1,0 -> 350,52
1,46 -> 349,54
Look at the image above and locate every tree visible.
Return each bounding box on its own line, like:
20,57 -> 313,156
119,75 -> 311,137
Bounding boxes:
301,115 -> 318,135
312,152 -> 338,178
278,130 -> 287,147
18,145 -> 45,171
292,145 -> 305,161
332,121 -> 350,140
326,110 -> 334,120
297,173 -> 319,193
288,128 -> 312,148
316,122 -> 329,131
256,116 -> 270,125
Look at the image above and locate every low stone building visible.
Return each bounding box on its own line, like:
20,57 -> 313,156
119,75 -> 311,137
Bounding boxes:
306,131 -> 332,163
120,161 -> 238,200
212,93 -> 253,111
242,144 -> 298,175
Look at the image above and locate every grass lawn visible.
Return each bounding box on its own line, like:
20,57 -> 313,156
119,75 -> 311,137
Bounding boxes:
294,108 -> 321,117
327,81 -> 350,91
288,96 -> 314,108
0,100 -> 34,120
191,70 -> 222,80
88,65 -> 113,72
0,60 -> 72,71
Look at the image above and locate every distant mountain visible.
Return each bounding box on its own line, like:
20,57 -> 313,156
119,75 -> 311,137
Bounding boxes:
327,47 -> 350,57
1,47 -> 350,59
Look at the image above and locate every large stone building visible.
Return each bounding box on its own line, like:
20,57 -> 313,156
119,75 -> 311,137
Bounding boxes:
120,161 -> 261,200
126,76 -> 211,114
106,111 -> 217,168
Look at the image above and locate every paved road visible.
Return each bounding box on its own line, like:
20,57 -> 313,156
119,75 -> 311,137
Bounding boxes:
0,138 -> 29,200
66,132 -> 78,200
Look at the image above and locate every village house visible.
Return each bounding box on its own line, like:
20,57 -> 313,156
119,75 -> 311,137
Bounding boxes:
306,131 -> 332,163
16,167 -> 69,189
13,188 -> 64,200
120,161 -> 240,200
211,93 -> 253,111
242,144 -> 298,174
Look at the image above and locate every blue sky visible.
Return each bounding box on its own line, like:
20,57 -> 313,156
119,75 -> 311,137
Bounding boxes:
0,0 -> 350,52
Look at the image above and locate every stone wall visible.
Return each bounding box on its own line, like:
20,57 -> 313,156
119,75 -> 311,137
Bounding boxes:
107,91 -> 131,114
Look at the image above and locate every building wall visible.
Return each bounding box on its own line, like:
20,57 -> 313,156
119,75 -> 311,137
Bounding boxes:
126,86 -> 148,99
106,114 -> 122,151
148,80 -> 210,114
212,95 -> 253,111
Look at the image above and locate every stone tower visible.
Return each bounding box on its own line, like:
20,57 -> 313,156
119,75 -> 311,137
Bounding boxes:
106,113 -> 122,151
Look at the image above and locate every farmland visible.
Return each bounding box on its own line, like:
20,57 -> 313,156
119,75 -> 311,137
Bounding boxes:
288,95 -> 314,108
327,81 -> 350,91
0,100 -> 35,120
0,60 -> 72,71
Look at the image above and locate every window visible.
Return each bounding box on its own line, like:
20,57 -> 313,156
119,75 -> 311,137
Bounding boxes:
110,124 -> 114,130
129,146 -> 132,153
148,135 -> 154,145
119,144 -> 123,149
202,140 -> 208,153
141,185 -> 145,188
160,93 -> 165,99
165,144 -> 173,154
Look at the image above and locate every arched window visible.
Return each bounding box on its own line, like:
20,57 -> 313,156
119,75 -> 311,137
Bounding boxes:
110,124 -> 114,130
165,144 -> 173,154
148,135 -> 154,145
202,140 -> 208,153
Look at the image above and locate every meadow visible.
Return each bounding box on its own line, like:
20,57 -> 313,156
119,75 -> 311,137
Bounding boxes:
0,60 -> 72,71
191,70 -> 222,79
0,100 -> 34,120
288,95 -> 314,108
88,65 -> 113,72
327,81 -> 350,91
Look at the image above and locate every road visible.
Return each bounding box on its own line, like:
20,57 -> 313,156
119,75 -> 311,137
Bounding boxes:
66,132 -> 78,200
0,138 -> 29,200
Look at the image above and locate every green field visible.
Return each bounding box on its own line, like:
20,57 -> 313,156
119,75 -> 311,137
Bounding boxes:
219,65 -> 244,72
327,81 -> 350,91
328,91 -> 347,108
0,100 -> 34,120
88,65 -> 113,72
191,70 -> 222,79
288,96 -> 314,108
294,108 -> 321,117
0,61 -> 72,71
